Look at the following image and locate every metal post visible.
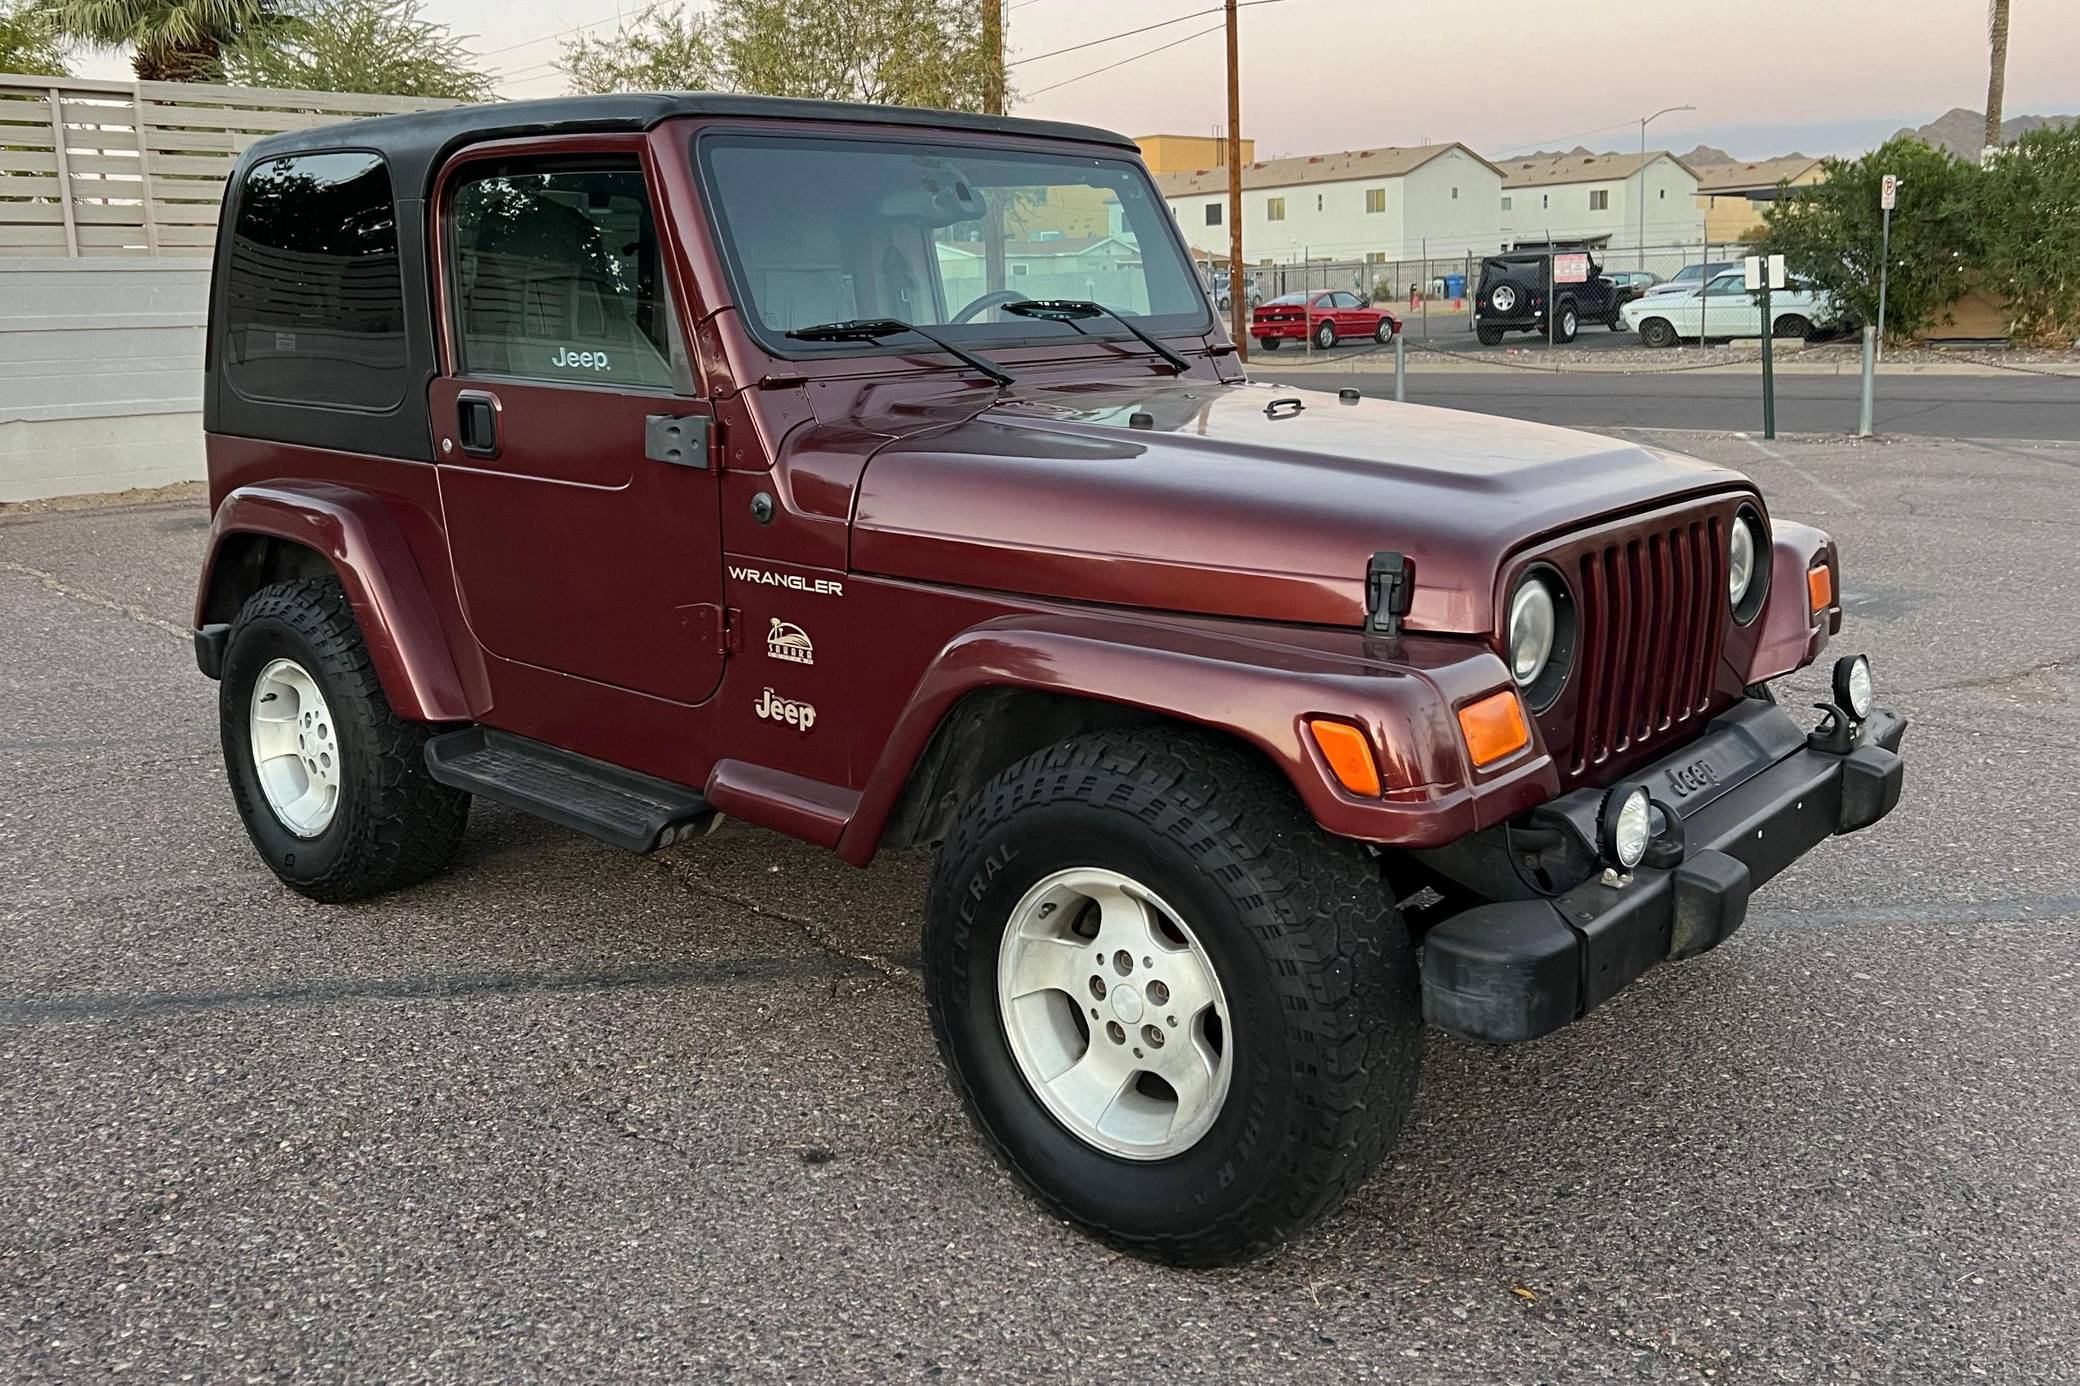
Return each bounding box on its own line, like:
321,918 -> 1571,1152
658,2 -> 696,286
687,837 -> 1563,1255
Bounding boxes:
1224,0 -> 1246,362
1875,203 -> 1892,364
46,87 -> 79,257
1394,331 -> 1405,402
1759,274 -> 1775,440
130,83 -> 160,254
1420,236 -> 1428,343
1858,325 -> 1876,436
1698,235 -> 1709,348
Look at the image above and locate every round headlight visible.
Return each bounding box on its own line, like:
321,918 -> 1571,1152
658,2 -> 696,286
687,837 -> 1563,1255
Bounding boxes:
1599,783 -> 1653,870
1833,654 -> 1873,719
1728,516 -> 1758,605
1508,578 -> 1556,687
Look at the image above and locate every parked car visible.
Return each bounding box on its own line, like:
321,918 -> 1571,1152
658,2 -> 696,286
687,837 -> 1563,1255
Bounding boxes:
1603,268 -> 1661,295
1209,268 -> 1262,313
1250,289 -> 1398,350
1622,268 -> 1841,346
1637,260 -> 1741,298
1472,250 -> 1629,344
192,93 -> 1904,1268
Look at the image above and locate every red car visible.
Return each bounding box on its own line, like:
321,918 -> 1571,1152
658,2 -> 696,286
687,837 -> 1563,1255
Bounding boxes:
1251,289 -> 1399,350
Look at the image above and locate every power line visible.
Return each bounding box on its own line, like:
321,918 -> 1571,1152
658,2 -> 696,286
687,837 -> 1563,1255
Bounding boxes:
1007,0 -> 1285,69
1024,22 -> 1225,97
478,5 -> 641,60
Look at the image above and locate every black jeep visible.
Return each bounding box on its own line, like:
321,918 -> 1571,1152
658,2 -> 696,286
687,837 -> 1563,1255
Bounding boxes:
1474,249 -> 1629,345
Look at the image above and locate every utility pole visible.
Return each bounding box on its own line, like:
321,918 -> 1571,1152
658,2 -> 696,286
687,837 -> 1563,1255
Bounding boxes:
1984,0 -> 2011,154
1225,0 -> 1246,360
982,0 -> 1006,301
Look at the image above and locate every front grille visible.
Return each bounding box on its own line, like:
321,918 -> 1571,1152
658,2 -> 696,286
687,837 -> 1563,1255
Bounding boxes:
1568,514 -> 1729,775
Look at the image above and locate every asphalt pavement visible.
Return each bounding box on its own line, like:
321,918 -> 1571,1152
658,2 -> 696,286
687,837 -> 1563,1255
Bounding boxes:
1256,353 -> 2080,440
4,428 -> 2078,1383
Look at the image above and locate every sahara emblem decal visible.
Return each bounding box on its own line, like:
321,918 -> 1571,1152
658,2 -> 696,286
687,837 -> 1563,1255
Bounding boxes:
754,688 -> 816,732
767,619 -> 814,665
728,563 -> 844,597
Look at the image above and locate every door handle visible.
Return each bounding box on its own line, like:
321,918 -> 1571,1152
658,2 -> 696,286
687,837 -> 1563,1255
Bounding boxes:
456,389 -> 500,458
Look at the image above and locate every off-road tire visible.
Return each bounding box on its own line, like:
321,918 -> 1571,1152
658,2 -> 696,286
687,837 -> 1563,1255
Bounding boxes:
1312,320 -> 1338,350
1476,325 -> 1505,345
1639,317 -> 1677,349
923,727 -> 1422,1266
221,576 -> 468,902
1552,301 -> 1579,344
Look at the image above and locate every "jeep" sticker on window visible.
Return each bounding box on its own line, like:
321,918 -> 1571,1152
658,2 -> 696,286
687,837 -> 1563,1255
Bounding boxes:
552,348 -> 612,371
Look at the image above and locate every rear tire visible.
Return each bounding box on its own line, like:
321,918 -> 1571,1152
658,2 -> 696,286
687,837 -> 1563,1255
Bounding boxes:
924,728 -> 1422,1266
1773,313 -> 1812,341
1552,302 -> 1579,344
1256,336 -> 1281,351
220,576 -> 468,902
1313,320 -> 1338,350
1638,317 -> 1677,349
1476,326 -> 1505,345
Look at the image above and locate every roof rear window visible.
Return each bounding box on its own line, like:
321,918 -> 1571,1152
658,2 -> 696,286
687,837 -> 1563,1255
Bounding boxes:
222,152 -> 408,411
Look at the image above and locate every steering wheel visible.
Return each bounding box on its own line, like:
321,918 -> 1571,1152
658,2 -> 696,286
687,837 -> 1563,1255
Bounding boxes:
950,289 -> 1030,324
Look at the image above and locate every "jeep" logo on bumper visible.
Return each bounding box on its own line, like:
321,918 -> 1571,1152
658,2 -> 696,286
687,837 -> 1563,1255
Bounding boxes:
1664,758 -> 1718,798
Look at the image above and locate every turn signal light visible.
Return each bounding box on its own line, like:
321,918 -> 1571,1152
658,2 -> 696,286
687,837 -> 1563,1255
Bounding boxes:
1458,690 -> 1530,767
1807,563 -> 1833,612
1307,719 -> 1382,797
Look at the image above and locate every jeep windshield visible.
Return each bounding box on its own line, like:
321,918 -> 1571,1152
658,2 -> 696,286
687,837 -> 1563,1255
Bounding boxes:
694,133 -> 1212,363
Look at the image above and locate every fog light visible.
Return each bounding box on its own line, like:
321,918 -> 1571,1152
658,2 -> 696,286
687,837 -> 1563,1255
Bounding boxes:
1833,654 -> 1873,720
1598,783 -> 1652,870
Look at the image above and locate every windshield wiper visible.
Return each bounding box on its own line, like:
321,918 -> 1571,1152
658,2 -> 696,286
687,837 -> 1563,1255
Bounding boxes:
785,318 -> 1015,387
1002,299 -> 1193,374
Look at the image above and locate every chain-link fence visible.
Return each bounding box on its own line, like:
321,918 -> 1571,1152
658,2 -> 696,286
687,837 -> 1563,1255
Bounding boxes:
1224,239 -> 1797,358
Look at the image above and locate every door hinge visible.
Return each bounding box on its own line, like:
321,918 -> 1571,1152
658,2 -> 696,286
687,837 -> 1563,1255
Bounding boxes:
687,603 -> 743,656
1367,550 -> 1413,635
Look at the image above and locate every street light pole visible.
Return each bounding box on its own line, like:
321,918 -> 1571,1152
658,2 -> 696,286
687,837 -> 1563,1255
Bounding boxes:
1225,0 -> 1246,360
1638,104 -> 1695,270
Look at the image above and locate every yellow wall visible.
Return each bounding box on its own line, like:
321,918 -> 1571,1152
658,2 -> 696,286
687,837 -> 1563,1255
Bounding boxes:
1696,166 -> 1827,242
1136,133 -> 1256,175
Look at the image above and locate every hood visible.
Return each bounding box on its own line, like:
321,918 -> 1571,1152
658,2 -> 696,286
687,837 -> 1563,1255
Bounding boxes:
849,379 -> 1751,634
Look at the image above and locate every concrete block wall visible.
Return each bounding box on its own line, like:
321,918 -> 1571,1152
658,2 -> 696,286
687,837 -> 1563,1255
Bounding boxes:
0,258 -> 208,501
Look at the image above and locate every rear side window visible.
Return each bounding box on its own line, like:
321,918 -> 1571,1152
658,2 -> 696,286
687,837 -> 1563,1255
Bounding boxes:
222,152 -> 408,411
448,161 -> 675,389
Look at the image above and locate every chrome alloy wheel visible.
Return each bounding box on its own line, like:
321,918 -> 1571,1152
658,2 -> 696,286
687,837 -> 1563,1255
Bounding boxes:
248,657 -> 341,837
996,868 -> 1232,1161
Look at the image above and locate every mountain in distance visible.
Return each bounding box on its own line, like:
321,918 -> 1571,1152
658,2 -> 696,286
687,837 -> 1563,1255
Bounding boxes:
1892,106 -> 2075,157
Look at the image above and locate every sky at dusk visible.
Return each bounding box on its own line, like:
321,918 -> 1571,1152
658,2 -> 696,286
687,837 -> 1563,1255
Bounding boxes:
67,0 -> 2080,162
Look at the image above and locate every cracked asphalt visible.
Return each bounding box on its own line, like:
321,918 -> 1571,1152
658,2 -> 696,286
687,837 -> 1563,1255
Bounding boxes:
3,430 -> 2077,1384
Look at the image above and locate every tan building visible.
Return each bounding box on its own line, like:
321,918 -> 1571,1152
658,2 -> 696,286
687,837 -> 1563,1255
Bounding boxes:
1137,133 -> 1255,176
1499,152 -> 1702,252
1693,157 -> 1828,242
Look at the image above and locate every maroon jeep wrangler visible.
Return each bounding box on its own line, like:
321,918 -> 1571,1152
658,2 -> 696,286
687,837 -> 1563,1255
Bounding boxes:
193,95 -> 1904,1265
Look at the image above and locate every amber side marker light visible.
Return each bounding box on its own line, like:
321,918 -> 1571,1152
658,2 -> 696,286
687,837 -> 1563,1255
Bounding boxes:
1808,563 -> 1834,613
1458,689 -> 1530,767
1307,719 -> 1383,797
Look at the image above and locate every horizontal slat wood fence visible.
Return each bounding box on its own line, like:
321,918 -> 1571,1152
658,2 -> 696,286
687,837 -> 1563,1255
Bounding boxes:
0,74 -> 458,257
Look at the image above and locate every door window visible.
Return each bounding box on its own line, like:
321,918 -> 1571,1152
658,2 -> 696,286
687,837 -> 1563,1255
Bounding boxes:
449,160 -> 677,389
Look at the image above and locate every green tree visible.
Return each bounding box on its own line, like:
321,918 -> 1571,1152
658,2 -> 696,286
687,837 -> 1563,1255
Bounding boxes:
1,0 -> 69,73
1975,123 -> 2080,344
34,0 -> 280,80
1755,136 -> 1982,342
223,0 -> 493,100
563,0 -> 993,112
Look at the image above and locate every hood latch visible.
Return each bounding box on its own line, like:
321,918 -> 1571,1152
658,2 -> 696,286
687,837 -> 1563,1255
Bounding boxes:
1367,551 -> 1413,635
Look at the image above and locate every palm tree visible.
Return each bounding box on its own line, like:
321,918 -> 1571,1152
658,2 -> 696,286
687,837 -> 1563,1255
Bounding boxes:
36,0 -> 280,80
1983,0 -> 2011,153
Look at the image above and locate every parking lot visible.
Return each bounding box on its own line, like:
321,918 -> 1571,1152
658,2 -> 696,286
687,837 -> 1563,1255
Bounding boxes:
4,426 -> 2077,1383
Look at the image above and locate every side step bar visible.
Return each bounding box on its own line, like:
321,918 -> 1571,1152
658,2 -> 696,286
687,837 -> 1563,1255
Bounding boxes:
424,727 -> 712,853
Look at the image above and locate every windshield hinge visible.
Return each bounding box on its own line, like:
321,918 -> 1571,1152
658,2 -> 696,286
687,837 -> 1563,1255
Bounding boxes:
1366,551 -> 1413,635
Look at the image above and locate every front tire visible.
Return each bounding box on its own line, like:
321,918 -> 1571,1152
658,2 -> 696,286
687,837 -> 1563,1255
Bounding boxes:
924,729 -> 1422,1266
1373,317 -> 1396,344
1639,317 -> 1677,348
220,576 -> 468,902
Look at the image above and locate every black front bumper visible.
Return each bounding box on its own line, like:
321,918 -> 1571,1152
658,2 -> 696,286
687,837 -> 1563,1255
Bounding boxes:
1421,698 -> 1907,1045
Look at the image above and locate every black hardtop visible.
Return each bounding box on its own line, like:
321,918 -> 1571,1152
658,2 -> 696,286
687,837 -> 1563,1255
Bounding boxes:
243,92 -> 1141,198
